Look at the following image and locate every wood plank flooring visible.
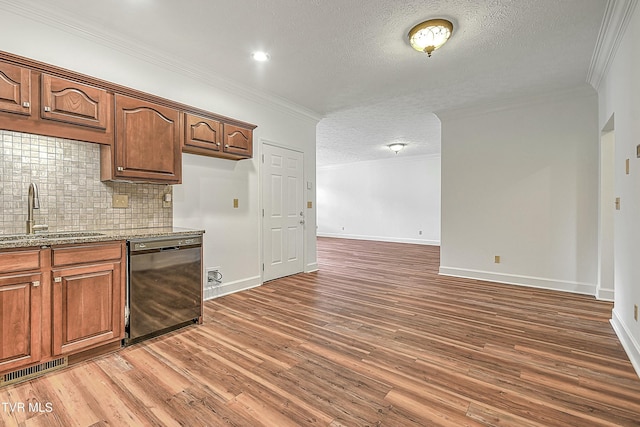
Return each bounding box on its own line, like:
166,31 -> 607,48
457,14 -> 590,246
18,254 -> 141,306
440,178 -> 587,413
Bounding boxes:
2,237 -> 639,426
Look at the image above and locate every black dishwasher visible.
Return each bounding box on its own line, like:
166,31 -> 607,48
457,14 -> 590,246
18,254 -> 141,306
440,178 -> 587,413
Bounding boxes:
125,235 -> 202,345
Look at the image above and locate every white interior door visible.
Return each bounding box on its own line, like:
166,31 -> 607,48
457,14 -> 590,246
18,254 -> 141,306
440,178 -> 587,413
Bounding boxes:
262,144 -> 305,282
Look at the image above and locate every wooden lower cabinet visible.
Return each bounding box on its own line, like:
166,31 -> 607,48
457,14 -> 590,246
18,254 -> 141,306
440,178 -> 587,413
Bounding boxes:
51,242 -> 125,356
0,271 -> 42,373
0,241 -> 125,379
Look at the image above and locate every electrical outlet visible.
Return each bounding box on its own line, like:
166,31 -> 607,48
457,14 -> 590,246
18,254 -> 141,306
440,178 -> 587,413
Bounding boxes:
112,194 -> 129,208
635,304 -> 638,321
419,230 -> 423,235
206,267 -> 222,286
494,255 -> 501,264
162,192 -> 172,208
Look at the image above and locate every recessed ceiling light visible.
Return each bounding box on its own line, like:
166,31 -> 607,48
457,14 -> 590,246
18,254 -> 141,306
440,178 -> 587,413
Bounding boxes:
251,51 -> 270,62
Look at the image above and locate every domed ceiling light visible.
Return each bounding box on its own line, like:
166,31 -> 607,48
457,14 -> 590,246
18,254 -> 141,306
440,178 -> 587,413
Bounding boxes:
408,19 -> 453,57
388,143 -> 406,154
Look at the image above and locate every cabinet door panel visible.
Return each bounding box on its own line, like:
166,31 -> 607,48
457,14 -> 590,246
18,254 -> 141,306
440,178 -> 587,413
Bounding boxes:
184,113 -> 221,152
115,95 -> 181,182
223,124 -> 253,158
52,243 -> 122,267
41,74 -> 109,130
0,273 -> 41,372
0,249 -> 41,274
0,62 -> 31,116
52,261 -> 122,355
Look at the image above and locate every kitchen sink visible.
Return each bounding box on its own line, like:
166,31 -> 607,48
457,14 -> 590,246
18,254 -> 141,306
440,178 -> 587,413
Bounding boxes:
0,231 -> 105,241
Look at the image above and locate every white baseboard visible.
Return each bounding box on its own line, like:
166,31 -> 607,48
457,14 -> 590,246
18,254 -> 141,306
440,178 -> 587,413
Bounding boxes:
305,262 -> 319,273
610,309 -> 640,378
204,275 -> 261,300
596,287 -> 615,301
438,266 -> 596,295
317,232 -> 440,246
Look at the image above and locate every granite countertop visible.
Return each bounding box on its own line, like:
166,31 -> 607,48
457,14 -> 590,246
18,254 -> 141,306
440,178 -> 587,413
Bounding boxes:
0,227 -> 205,250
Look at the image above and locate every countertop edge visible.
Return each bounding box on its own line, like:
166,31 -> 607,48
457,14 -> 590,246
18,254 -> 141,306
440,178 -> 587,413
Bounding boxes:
0,228 -> 205,250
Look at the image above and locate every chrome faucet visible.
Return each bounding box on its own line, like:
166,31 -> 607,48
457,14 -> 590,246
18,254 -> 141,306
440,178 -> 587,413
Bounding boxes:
26,183 -> 48,234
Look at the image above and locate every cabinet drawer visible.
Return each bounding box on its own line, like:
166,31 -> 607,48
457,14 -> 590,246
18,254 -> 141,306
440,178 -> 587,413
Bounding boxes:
52,242 -> 122,267
0,249 -> 41,274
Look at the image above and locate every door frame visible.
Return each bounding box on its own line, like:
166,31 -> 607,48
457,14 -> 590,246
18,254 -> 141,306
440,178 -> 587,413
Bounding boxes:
260,139 -> 306,282
597,115 -> 615,301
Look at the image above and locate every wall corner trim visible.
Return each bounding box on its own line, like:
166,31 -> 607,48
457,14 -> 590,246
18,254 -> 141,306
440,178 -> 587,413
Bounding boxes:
610,309 -> 640,379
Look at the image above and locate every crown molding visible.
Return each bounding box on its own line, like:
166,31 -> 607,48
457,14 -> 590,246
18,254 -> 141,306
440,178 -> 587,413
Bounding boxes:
0,0 -> 323,123
587,0 -> 638,90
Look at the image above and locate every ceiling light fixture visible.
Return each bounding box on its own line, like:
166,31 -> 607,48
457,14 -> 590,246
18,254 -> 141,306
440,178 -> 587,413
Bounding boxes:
408,19 -> 453,57
388,143 -> 406,154
251,51 -> 270,62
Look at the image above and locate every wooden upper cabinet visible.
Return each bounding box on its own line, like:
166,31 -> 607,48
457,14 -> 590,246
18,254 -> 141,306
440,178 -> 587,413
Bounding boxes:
223,123 -> 253,158
111,94 -> 181,183
184,113 -> 221,153
0,57 -> 113,145
0,62 -> 32,116
182,112 -> 255,160
41,74 -> 109,130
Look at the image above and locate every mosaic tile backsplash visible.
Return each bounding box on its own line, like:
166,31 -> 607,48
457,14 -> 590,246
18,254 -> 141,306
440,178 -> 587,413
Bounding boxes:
0,130 -> 172,235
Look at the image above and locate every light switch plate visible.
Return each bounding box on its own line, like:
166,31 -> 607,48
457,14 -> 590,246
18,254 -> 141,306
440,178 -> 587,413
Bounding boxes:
307,201 -> 313,208
113,194 -> 129,208
233,198 -> 239,208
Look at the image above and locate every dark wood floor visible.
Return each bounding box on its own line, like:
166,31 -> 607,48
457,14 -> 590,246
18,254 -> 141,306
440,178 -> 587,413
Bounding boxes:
2,237 -> 639,426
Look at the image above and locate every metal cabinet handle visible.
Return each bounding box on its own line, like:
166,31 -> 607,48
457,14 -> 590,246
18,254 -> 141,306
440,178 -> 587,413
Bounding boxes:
117,166 -> 124,171
32,280 -> 40,287
216,142 -> 221,146
44,106 -> 51,112
225,144 -> 229,148
54,277 -> 62,283
23,101 -> 30,108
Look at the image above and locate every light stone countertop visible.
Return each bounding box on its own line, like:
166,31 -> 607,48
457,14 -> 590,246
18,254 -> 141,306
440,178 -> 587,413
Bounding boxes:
0,227 -> 205,250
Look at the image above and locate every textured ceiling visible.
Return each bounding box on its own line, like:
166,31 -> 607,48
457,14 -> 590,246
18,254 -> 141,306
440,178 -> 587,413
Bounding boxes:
1,0 -> 607,166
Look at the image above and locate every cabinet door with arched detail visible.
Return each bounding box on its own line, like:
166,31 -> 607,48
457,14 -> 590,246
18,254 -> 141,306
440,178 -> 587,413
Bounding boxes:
0,62 -> 32,116
223,123 -> 253,158
113,94 -> 181,183
41,74 -> 110,130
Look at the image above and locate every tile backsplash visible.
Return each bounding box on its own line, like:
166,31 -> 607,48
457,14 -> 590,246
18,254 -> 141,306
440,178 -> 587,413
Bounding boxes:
0,130 -> 172,235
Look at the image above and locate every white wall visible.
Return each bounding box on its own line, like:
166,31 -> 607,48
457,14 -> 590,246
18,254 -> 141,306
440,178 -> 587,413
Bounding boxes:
597,3 -> 640,375
0,8 -> 319,296
317,155 -> 441,245
439,86 -> 599,295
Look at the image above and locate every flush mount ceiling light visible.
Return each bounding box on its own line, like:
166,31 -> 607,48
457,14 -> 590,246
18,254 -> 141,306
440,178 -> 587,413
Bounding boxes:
251,51 -> 270,62
388,143 -> 406,154
408,19 -> 453,57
